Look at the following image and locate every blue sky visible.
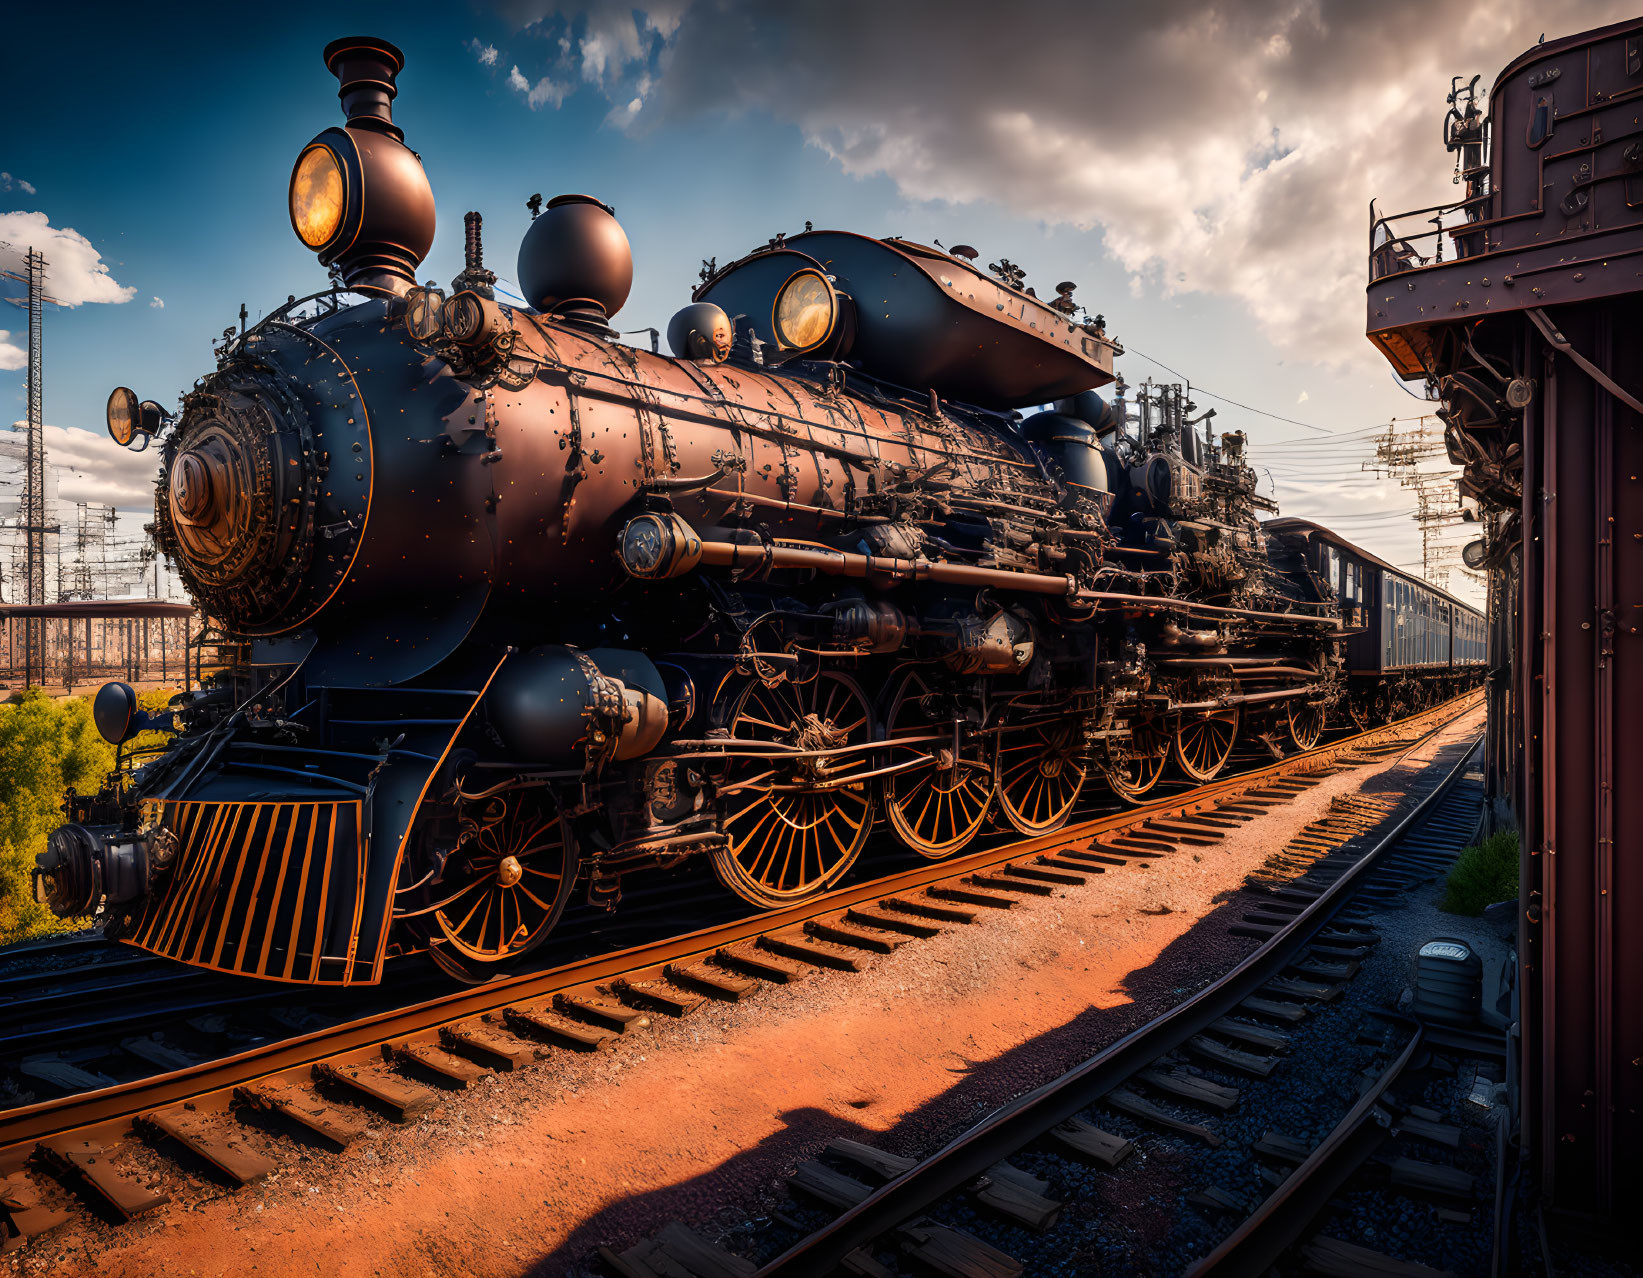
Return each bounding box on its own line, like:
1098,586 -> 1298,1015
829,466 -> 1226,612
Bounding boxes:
4,0 -> 1633,600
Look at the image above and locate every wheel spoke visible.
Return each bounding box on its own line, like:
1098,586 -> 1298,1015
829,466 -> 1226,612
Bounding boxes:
998,719 -> 1082,834
714,671 -> 875,903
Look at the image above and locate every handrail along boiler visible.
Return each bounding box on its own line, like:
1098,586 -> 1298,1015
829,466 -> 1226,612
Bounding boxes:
33,37 -> 1483,984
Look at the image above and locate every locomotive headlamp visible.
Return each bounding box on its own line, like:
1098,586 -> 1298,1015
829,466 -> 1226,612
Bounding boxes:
290,143 -> 346,250
106,387 -> 164,450
618,513 -> 703,580
106,386 -> 139,446
288,38 -> 436,294
92,681 -> 174,745
771,269 -> 837,352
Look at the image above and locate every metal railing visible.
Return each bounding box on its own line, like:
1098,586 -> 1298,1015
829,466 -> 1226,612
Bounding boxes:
1368,191 -> 1495,283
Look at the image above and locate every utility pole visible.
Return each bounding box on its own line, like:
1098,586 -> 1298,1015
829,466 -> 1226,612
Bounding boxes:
1364,415 -> 1471,586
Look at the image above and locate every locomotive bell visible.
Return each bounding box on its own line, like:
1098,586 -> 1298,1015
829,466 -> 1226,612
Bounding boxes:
667,302 -> 732,363
517,194 -> 633,323
289,37 -> 436,293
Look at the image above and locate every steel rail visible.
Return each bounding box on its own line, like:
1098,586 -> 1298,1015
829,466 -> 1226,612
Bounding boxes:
755,731 -> 1484,1277
1184,1017 -> 1425,1277
0,693 -> 1480,1173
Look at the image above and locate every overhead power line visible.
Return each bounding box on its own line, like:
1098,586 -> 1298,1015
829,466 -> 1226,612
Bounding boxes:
1120,343 -> 1441,441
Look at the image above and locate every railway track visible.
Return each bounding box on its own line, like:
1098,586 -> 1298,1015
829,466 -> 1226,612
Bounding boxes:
614,728 -> 1490,1278
0,699 -> 1458,1104
0,692 -> 1481,1254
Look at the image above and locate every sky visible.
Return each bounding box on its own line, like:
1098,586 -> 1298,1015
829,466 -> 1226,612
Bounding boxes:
3,0 -> 1637,605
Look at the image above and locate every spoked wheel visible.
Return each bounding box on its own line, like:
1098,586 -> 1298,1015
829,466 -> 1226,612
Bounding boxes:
996,713 -> 1088,835
1101,719 -> 1168,803
414,788 -> 578,983
1287,698 -> 1325,752
882,669 -> 992,858
1172,705 -> 1241,782
712,671 -> 876,907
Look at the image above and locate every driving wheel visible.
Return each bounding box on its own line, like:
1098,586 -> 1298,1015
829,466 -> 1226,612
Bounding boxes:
1172,705 -> 1240,782
1102,719 -> 1168,803
996,712 -> 1088,835
712,671 -> 876,907
882,669 -> 993,858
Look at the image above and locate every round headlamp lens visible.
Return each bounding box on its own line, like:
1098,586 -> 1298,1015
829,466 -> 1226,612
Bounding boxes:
106,386 -> 138,446
621,515 -> 666,576
291,145 -> 345,249
772,271 -> 836,351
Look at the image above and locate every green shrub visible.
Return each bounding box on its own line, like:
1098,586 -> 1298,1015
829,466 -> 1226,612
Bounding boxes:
1440,828 -> 1520,916
0,686 -> 187,946
0,690 -> 119,944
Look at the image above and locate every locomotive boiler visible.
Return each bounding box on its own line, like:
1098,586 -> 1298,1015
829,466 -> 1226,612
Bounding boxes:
36,36 -> 1436,985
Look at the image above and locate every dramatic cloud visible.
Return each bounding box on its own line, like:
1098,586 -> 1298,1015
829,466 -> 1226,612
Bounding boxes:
0,330 -> 22,372
0,212 -> 135,307
488,0 -> 1636,367
0,173 -> 35,196
5,422 -> 156,508
469,38 -> 500,66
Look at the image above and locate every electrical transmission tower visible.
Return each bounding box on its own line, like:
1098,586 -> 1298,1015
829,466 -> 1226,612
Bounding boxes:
1363,416 -> 1472,587
65,502 -> 96,599
1,245 -> 63,681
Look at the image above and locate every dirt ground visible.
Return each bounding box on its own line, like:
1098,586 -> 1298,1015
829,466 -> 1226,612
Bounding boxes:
10,707 -> 1484,1278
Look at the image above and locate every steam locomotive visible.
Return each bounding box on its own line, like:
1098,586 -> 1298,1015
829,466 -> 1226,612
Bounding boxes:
33,37 -> 1481,984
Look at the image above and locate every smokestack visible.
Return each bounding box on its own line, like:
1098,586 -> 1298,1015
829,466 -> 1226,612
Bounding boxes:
323,37 -> 406,139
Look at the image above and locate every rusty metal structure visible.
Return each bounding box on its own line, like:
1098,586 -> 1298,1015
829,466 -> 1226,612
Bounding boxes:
1365,16 -> 1643,1233
33,35 -> 1481,988
0,600 -> 195,692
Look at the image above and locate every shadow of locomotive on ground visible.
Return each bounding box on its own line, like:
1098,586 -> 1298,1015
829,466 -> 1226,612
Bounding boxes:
520,874 -> 1306,1276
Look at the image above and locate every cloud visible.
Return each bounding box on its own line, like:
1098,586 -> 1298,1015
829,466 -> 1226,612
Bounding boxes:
507,63 -> 568,109
0,331 -> 22,372
149,296 -> 164,309
6,422 -> 157,508
0,211 -> 135,306
469,38 -> 500,66
0,173 -> 35,196
485,0 -> 1636,366
488,0 -> 685,110
605,95 -> 644,128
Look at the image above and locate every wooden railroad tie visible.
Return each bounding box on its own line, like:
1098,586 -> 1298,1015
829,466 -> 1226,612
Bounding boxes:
503,1003 -> 618,1051
613,971 -> 707,1016
235,1079 -> 367,1146
311,1060 -> 436,1122
32,1137 -> 169,1221
135,1106 -> 275,1185
385,1038 -> 496,1083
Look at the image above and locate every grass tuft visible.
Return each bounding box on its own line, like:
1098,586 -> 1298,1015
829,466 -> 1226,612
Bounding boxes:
1439,828 -> 1520,916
